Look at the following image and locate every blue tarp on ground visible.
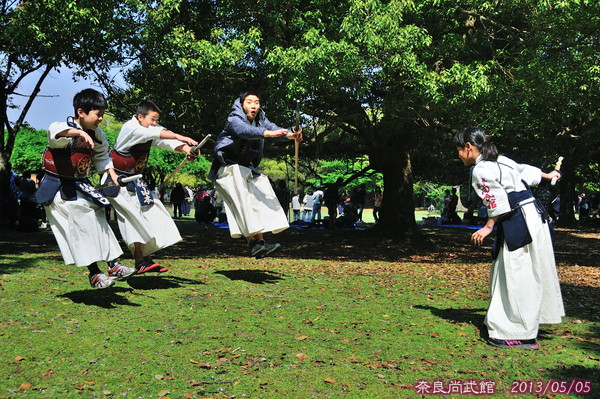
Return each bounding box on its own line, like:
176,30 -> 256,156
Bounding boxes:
207,221 -> 483,231
427,223 -> 484,230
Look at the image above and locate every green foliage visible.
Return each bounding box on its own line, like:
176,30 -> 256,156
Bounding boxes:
413,181 -> 453,210
9,127 -> 46,173
259,157 -> 293,187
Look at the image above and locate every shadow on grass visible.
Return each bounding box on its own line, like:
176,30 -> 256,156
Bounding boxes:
545,365 -> 600,392
0,228 -> 60,274
561,283 -> 600,322
126,275 -> 205,290
414,305 -> 488,339
1,254 -> 64,275
215,269 -> 285,284
59,287 -> 141,309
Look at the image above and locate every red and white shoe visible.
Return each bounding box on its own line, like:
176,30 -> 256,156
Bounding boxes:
107,260 -> 136,280
135,258 -> 169,274
89,273 -> 115,289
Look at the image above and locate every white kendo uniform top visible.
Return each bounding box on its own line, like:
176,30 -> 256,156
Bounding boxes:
472,155 -> 542,217
115,117 -> 183,152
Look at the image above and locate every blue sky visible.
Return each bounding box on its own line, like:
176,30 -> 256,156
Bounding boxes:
7,67 -> 121,130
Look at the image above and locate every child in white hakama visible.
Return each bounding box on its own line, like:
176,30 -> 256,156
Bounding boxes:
105,100 -> 197,273
454,127 -> 564,350
35,89 -> 136,289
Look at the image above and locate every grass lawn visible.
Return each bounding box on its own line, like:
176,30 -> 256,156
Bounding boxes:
0,218 -> 598,398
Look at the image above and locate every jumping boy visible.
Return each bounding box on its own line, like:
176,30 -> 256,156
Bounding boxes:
105,100 -> 198,273
209,91 -> 302,258
34,88 -> 136,289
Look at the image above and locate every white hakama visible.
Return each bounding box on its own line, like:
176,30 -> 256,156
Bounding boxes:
45,191 -> 123,266
215,164 -> 289,238
485,199 -> 565,340
108,188 -> 181,257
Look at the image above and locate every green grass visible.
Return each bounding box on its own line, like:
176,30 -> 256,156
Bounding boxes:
0,220 -> 598,398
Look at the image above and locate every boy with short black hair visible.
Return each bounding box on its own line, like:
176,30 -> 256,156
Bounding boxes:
105,100 -> 198,273
34,88 -> 136,289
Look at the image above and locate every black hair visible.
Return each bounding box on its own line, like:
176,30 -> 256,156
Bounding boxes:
137,99 -> 161,117
73,88 -> 107,115
453,127 -> 498,162
239,91 -> 260,104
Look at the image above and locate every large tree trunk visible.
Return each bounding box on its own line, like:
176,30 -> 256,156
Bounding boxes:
371,143 -> 419,237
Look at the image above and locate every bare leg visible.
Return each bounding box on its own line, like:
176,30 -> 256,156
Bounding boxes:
133,242 -> 143,263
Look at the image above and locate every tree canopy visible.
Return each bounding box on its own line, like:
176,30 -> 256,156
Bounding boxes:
2,0 -> 598,233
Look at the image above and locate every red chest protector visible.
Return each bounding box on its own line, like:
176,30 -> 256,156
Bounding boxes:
42,135 -> 93,179
110,141 -> 152,175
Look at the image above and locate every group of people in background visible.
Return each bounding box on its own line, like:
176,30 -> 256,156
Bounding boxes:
0,165 -> 48,232
281,180 -> 382,229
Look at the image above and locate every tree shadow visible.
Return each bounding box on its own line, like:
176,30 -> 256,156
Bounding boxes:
0,228 -> 61,274
126,275 -> 205,290
214,269 -> 285,284
560,283 -> 600,322
414,305 -> 488,339
0,254 -> 62,275
545,365 -> 599,392
58,287 -> 141,309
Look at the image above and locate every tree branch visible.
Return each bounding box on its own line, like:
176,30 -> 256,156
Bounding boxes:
456,6 -> 528,42
7,64 -> 53,154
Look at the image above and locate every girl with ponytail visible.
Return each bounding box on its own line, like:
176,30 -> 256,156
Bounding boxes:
454,127 -> 564,350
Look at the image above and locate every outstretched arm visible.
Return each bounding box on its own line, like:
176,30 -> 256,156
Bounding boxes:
160,129 -> 198,146
542,170 -> 561,182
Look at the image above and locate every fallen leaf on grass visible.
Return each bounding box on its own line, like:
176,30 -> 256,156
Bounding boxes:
18,383 -> 32,390
155,374 -> 164,380
324,377 -> 336,383
398,383 -> 414,389
14,356 -> 25,363
296,353 -> 307,359
189,360 -> 211,368
295,335 -> 308,340
156,389 -> 169,397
